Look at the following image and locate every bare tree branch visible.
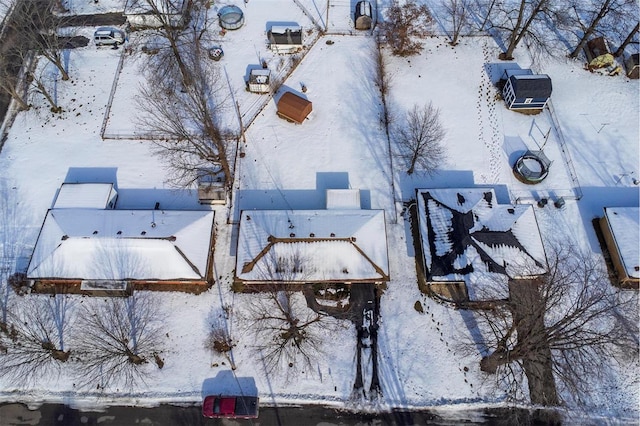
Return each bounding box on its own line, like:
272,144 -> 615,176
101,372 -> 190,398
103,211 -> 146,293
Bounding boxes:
394,103 -> 447,175
379,0 -> 432,56
74,293 -> 165,390
471,242 -> 638,405
0,294 -> 74,385
137,40 -> 235,189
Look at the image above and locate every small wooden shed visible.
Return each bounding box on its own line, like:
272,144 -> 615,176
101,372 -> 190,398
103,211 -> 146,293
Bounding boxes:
277,92 -> 312,124
625,53 -> 639,79
502,69 -> 552,110
354,1 -> 373,30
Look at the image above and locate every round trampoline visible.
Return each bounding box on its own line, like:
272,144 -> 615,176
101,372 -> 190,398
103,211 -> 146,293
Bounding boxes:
513,151 -> 551,184
218,5 -> 244,30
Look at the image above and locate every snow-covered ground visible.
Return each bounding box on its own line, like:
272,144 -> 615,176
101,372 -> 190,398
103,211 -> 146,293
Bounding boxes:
0,0 -> 638,421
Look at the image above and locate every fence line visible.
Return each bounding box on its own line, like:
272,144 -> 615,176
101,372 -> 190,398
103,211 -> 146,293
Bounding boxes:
292,0 -> 324,31
546,101 -> 583,200
100,48 -> 127,140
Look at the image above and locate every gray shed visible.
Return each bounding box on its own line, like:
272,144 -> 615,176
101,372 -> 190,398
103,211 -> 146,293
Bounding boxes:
502,69 -> 552,110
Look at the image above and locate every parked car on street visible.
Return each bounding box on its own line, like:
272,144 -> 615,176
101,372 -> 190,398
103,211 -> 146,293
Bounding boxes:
202,395 -> 259,419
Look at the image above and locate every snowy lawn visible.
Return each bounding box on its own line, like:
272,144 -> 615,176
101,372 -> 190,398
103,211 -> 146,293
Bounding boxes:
0,0 -> 637,420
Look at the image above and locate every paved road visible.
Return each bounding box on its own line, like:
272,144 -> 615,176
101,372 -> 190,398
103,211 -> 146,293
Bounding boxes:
0,402 -> 563,425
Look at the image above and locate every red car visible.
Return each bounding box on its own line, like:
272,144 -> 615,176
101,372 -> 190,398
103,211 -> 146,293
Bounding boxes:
202,395 -> 259,419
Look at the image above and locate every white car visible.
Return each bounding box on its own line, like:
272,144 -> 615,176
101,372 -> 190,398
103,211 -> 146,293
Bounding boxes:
94,27 -> 125,47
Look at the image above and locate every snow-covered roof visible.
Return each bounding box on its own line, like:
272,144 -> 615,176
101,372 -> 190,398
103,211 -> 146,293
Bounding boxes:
53,183 -> 117,209
269,25 -> 302,34
235,209 -> 389,283
604,207 -> 640,279
27,209 -> 214,281
417,188 -> 547,291
508,73 -> 552,98
326,189 -> 361,209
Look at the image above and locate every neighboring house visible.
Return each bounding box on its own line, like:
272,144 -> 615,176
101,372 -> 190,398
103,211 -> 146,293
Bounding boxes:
416,188 -> 547,302
502,69 -> 552,110
599,207 -> 639,289
267,24 -> 303,53
625,53 -> 639,79
276,91 -> 312,124
26,186 -> 215,295
247,69 -> 271,93
234,208 -> 389,290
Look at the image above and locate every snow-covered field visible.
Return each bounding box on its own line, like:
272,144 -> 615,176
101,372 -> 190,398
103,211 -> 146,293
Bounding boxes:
0,0 -> 638,421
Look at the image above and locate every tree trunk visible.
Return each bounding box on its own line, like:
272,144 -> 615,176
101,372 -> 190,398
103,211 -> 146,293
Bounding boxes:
33,76 -> 60,112
407,152 -> 418,175
502,0 -> 546,60
613,22 -> 639,57
480,347 -> 514,373
568,0 -> 612,59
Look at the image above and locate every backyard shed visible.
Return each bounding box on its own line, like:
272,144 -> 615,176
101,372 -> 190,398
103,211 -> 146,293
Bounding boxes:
354,1 -> 373,30
218,5 -> 244,30
599,207 -> 639,289
502,69 -> 552,110
247,69 -> 271,93
584,36 -> 611,69
625,53 -> 639,79
267,25 -> 303,53
277,92 -> 312,124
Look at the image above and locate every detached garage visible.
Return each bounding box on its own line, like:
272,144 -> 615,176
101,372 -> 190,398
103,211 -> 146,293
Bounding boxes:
276,92 -> 312,124
599,207 -> 639,289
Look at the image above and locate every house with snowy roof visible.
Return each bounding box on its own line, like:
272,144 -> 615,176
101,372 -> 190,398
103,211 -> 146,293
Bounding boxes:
416,188 -> 547,302
599,207 -> 639,289
26,184 -> 215,295
234,208 -> 389,290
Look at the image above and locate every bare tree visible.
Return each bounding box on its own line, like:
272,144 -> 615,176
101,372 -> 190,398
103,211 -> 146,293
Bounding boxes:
379,0 -> 432,56
491,0 -> 552,60
0,294 -> 74,385
8,0 -> 72,81
130,0 -> 194,86
613,21 -> 639,57
244,254 -> 340,380
206,309 -> 236,369
74,293 -> 165,390
0,48 -> 31,111
30,57 -> 63,112
394,103 -> 446,175
373,36 -> 393,137
444,0 -> 471,45
247,287 -> 327,379
137,42 -> 235,189
566,0 -> 637,58
473,243 -> 638,405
